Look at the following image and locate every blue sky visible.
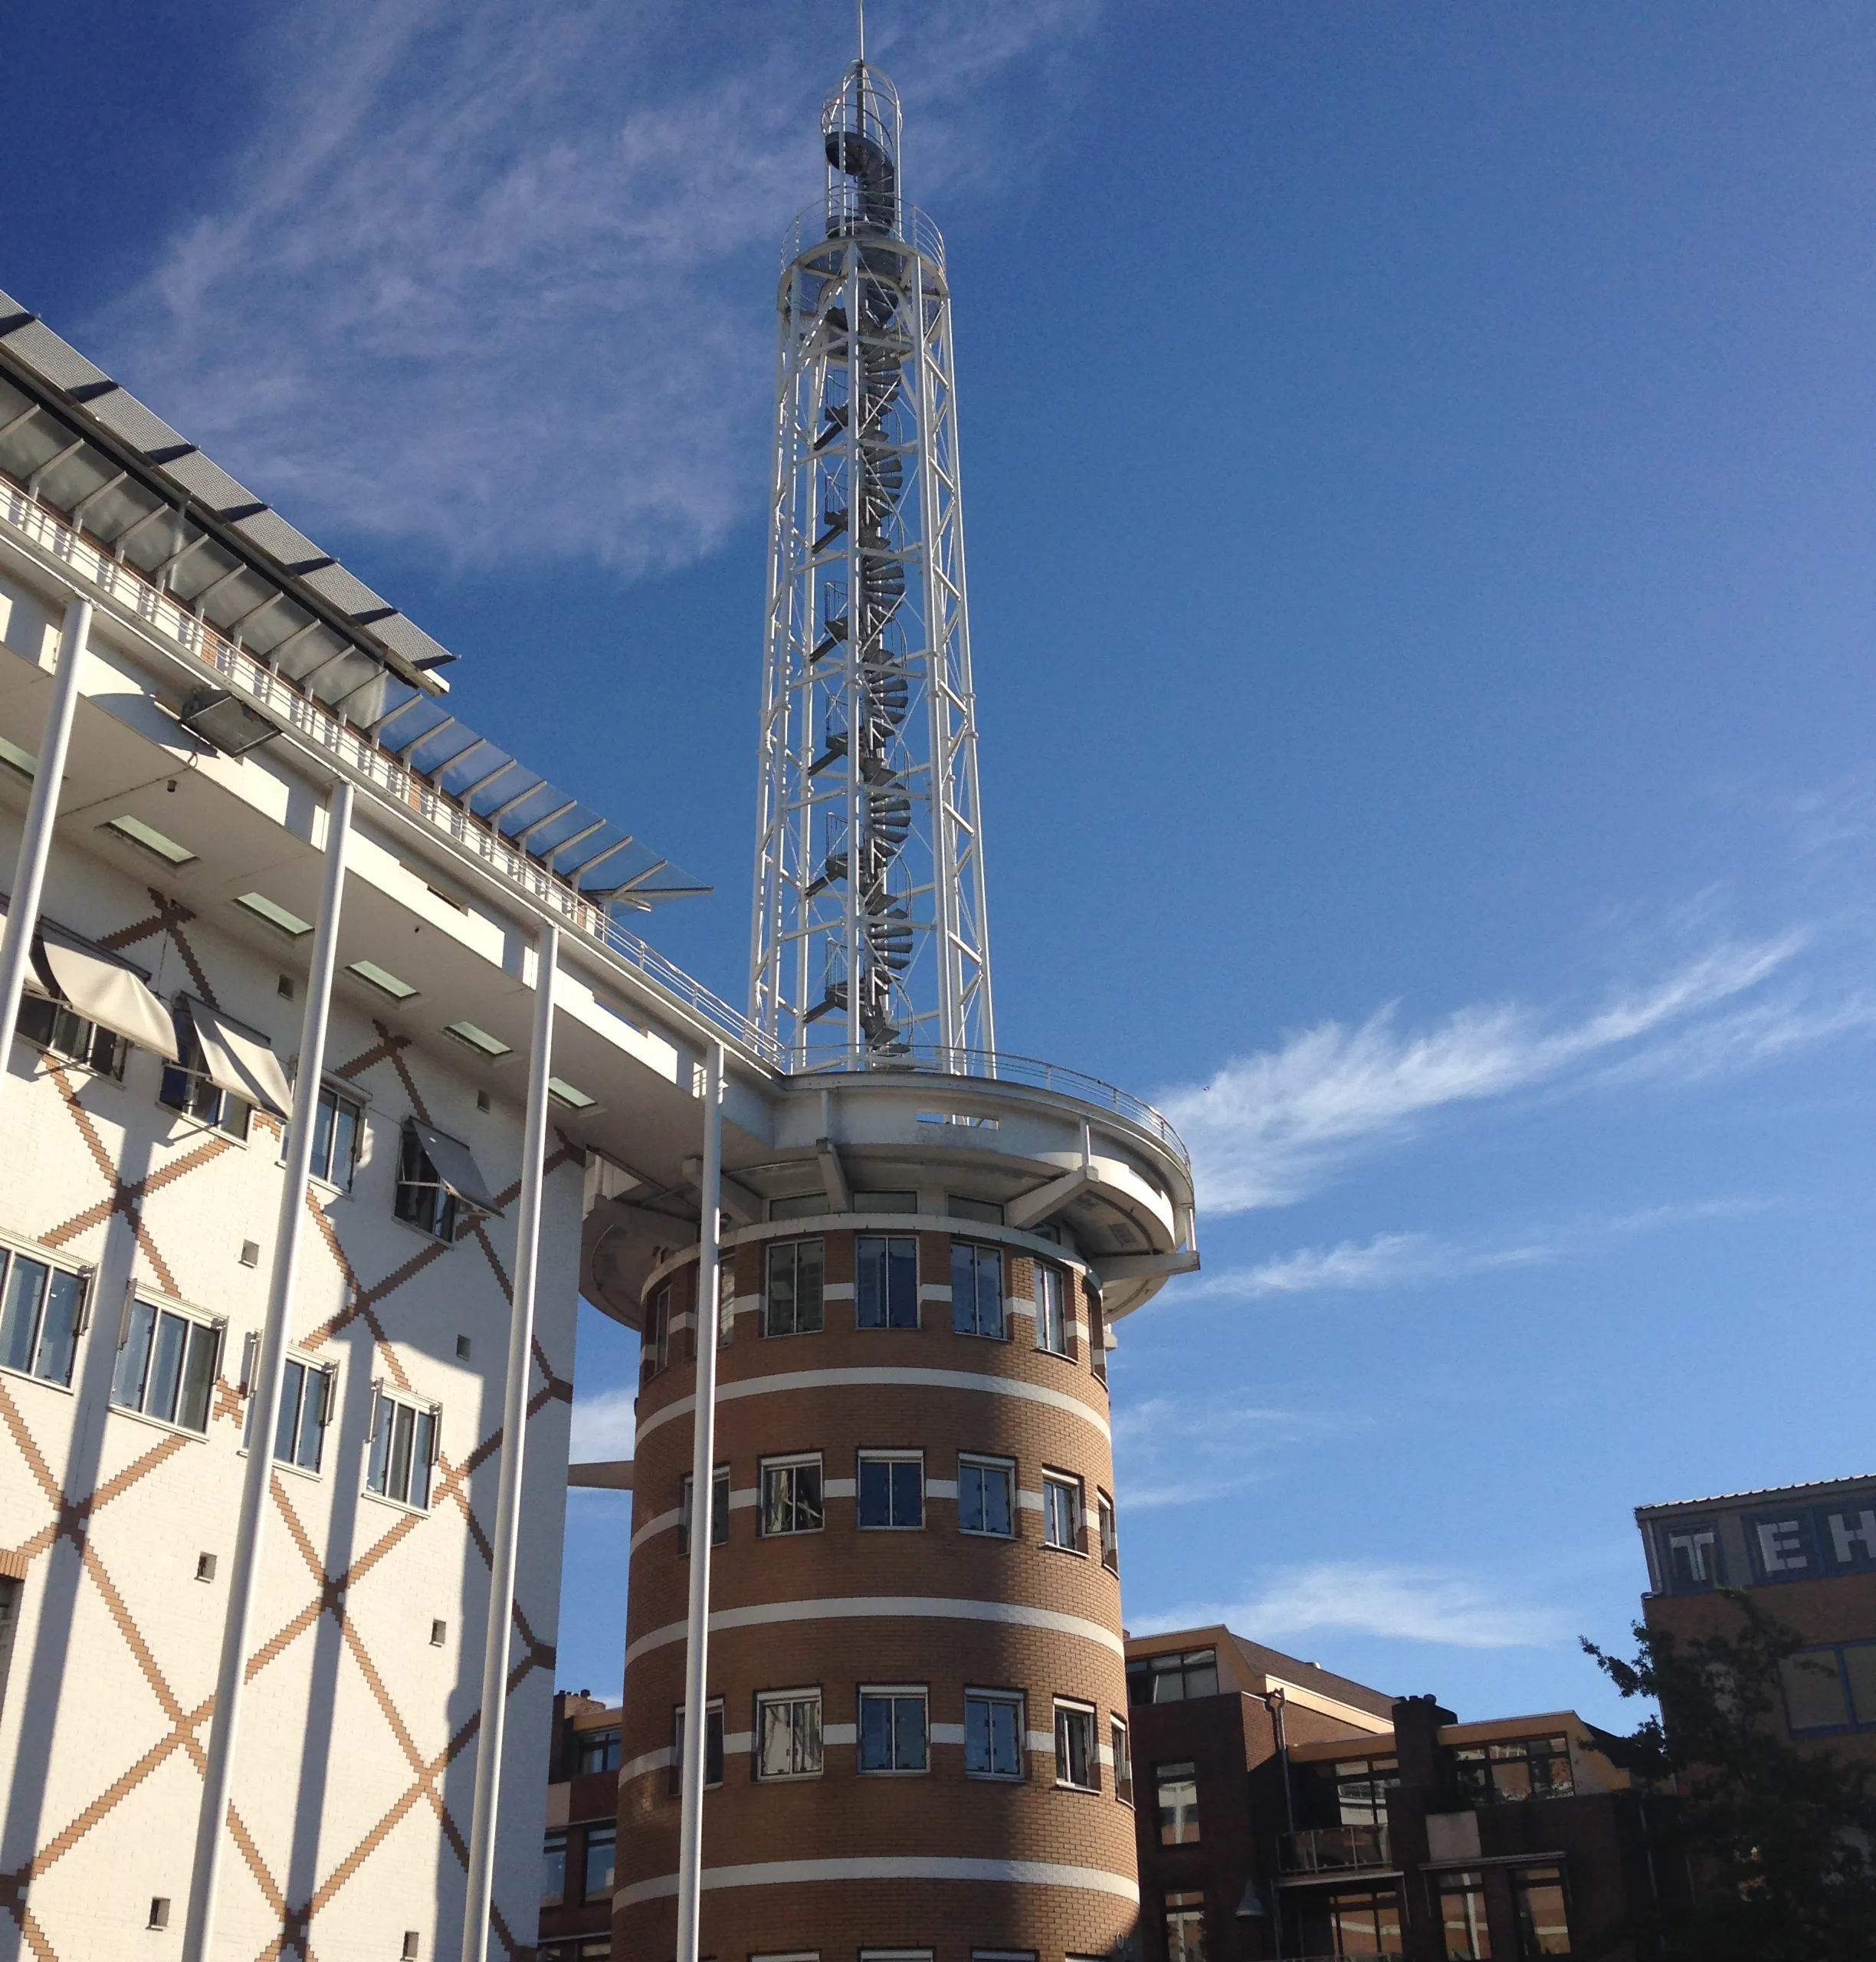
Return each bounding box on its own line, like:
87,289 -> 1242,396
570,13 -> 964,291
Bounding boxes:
12,1 -> 1876,1727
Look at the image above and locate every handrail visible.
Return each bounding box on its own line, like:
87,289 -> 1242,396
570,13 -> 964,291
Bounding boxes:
1281,1824 -> 1392,1874
781,200 -> 947,274
0,474 -> 1192,1177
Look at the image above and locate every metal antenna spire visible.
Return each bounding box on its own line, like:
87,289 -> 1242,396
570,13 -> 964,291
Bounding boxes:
750,40 -> 994,1068
856,0 -> 865,63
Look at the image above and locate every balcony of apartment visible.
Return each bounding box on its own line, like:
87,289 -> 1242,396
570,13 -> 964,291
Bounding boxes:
1279,1823 -> 1392,1875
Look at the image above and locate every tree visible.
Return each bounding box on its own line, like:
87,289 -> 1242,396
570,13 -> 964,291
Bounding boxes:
1583,1590 -> 1876,1960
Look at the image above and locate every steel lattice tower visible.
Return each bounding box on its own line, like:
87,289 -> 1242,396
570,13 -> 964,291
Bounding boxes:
750,49 -> 993,1068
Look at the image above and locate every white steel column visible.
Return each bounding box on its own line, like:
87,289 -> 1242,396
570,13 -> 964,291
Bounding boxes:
460,920 -> 559,1962
674,1042 -> 726,1962
183,776 -> 353,1962
0,596 -> 91,1067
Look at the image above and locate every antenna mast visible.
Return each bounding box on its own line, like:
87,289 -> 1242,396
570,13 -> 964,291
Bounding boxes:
750,39 -> 994,1068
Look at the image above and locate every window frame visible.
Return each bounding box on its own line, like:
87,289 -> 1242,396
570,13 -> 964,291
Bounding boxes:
158,1009 -> 253,1141
857,1683 -> 930,1775
754,1687 -> 825,1780
302,1080 -> 365,1192
855,1232 -> 920,1329
578,1821 -> 615,1903
574,1726 -> 622,1777
0,1239 -> 91,1391
763,1236 -> 825,1337
759,1453 -> 825,1537
1054,1697 -> 1099,1793
1035,1262 -> 1072,1358
956,1452 -> 1016,1538
1041,1470 -> 1084,1554
950,1239 -> 1005,1339
1126,1646 -> 1220,1706
1088,1294 -> 1107,1384
641,1281 -> 671,1384
1111,1716 -> 1133,1806
243,1350 -> 336,1474
1097,1488 -> 1119,1573
963,1687 -> 1025,1781
1438,1868 -> 1491,1961
1163,1891 -> 1207,1962
366,1386 -> 439,1511
541,1828 -> 567,1905
856,1449 -> 925,1530
1156,1759 -> 1200,1845
670,1698 -> 726,1794
679,1465 -> 731,1554
110,1290 -> 221,1436
18,991 -> 128,1080
1512,1864 -> 1573,1957
392,1120 -> 471,1243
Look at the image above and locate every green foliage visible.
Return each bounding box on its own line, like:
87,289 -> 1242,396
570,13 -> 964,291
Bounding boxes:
1584,1592 -> 1876,1960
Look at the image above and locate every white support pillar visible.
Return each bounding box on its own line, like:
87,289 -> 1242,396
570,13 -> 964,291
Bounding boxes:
460,920 -> 559,1962
0,596 -> 91,1068
183,777 -> 353,1962
675,1042 -> 726,1962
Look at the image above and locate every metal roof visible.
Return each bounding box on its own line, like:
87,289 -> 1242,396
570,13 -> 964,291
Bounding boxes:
1635,1471 -> 1876,1517
0,288 -> 705,910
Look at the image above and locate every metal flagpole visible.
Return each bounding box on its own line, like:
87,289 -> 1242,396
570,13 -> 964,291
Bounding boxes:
0,596 -> 91,1067
460,920 -> 559,1962
674,1042 -> 726,1962
183,777 -> 353,1961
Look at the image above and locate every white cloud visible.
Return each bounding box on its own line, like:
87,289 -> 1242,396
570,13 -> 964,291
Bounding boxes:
1136,1562 -> 1566,1652
87,0 -> 1097,574
569,1383 -> 637,1462
1158,935 -> 1805,1212
1111,1393 -> 1361,1511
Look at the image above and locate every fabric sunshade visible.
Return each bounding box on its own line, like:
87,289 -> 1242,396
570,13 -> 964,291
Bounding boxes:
36,935 -> 182,1061
411,1121 -> 503,1217
180,996 -> 293,1118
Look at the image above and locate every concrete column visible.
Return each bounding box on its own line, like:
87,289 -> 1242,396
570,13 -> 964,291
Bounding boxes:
183,777 -> 354,1960
460,920 -> 559,1961
675,1042 -> 726,1962
0,596 -> 92,1068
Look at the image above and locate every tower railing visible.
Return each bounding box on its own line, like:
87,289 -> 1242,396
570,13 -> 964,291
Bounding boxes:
779,202 -> 947,274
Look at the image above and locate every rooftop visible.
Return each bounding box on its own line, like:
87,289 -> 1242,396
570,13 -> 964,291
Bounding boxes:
1636,1470 -> 1876,1517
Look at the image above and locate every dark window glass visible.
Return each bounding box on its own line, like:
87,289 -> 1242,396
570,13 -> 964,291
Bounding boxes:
951,1241 -> 1004,1337
671,1703 -> 724,1793
1055,1703 -> 1097,1790
1127,1647 -> 1219,1705
1164,1891 -> 1207,1962
858,1691 -> 928,1772
856,1234 -> 918,1328
1440,1871 -> 1491,1959
965,1692 -> 1022,1778
576,1728 -> 621,1775
1328,1888 -> 1402,1957
159,1013 -> 251,1139
366,1394 -> 436,1508
393,1124 -> 460,1242
1113,1719 -> 1133,1804
541,1830 -> 566,1903
18,994 -> 126,1078
1157,1761 -> 1199,1844
111,1301 -> 215,1435
760,1458 -> 823,1534
958,1457 -> 1013,1536
580,1824 -> 615,1900
764,1239 -> 824,1336
679,1468 -> 730,1552
1450,1736 -> 1573,1805
0,1250 -> 85,1387
306,1084 -> 362,1189
858,1455 -> 923,1527
262,1358 -> 332,1472
1513,1868 -> 1571,1956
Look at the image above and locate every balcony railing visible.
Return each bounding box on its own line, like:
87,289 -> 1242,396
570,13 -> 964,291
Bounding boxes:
1281,1824 -> 1392,1873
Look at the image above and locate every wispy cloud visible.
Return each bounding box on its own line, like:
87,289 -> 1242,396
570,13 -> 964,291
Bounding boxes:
1136,1562 -> 1566,1651
1182,1197 -> 1772,1304
1158,936 -> 1809,1212
1111,1393 -> 1362,1511
87,0 -> 1097,573
569,1383 -> 637,1462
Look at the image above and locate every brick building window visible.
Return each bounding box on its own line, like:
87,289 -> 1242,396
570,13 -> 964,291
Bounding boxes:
1157,1761 -> 1199,1844
679,1468 -> 730,1552
1438,1870 -> 1489,1960
1779,1641 -> 1876,1733
366,1391 -> 438,1508
1450,1734 -> 1573,1805
1163,1891 -> 1206,1962
1054,1699 -> 1097,1791
760,1455 -> 824,1534
1097,1489 -> 1119,1572
112,1297 -> 219,1435
1126,1647 -> 1218,1705
756,1689 -> 823,1778
856,1234 -> 918,1328
858,1687 -> 929,1773
951,1241 -> 1004,1337
1035,1264 -> 1071,1357
641,1282 -> 671,1383
579,1823 -> 615,1900
541,1829 -> 566,1903
671,1699 -> 725,1793
1111,1718 -> 1133,1804
1088,1295 -> 1107,1383
576,1727 -> 621,1775
1042,1472 -> 1083,1551
1514,1866 -> 1572,1955
0,1245 -> 87,1389
958,1455 -> 1014,1537
766,1239 -> 825,1335
1327,1888 -> 1401,1957
248,1356 -> 334,1472
857,1451 -> 923,1528
965,1689 -> 1023,1779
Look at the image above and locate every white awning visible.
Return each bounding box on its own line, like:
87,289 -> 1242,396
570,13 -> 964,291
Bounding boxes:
38,935 -> 181,1061
180,996 -> 292,1118
411,1120 -> 503,1216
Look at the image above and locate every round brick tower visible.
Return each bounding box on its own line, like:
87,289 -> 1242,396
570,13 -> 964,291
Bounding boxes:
587,1065 -> 1195,1959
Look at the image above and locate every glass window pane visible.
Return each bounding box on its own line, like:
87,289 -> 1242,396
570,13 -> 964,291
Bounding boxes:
275,1361 -> 305,1462
541,1832 -> 566,1902
951,1242 -> 976,1334
796,1239 -> 823,1332
1843,1642 -> 1876,1726
1513,1871 -> 1571,1956
147,1311 -> 188,1423
1182,1650 -> 1218,1698
1783,1649 -> 1851,1731
794,1462 -> 822,1530
860,1695 -> 893,1770
410,1410 -> 435,1508
888,1237 -> 917,1326
366,1396 -> 392,1493
858,1458 -> 890,1527
311,1091 -> 336,1183
759,1701 -> 792,1776
179,1321 -> 217,1432
33,1268 -> 82,1386
297,1371 -> 326,1471
389,1400 -> 415,1502
857,1236 -> 886,1328
895,1695 -> 927,1770
798,1696 -> 822,1772
892,1458 -> 922,1526
1158,1763 -> 1199,1844
0,1254 -> 38,1374
582,1824 -> 615,1898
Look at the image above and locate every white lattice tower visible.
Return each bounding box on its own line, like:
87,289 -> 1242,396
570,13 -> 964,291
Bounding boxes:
750,54 -> 993,1068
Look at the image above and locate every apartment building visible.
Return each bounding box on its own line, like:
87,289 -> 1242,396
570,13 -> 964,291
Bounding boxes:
1636,1471 -> 1876,1760
1125,1628 -> 1657,1961
540,1691 -> 623,1962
